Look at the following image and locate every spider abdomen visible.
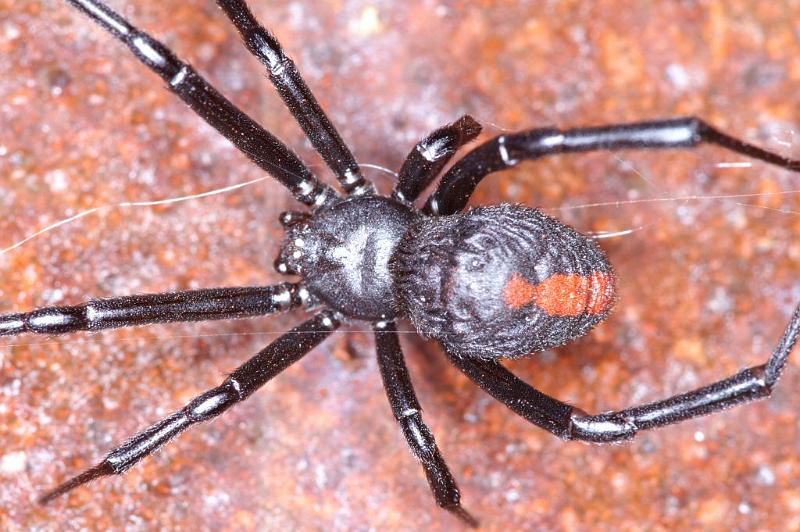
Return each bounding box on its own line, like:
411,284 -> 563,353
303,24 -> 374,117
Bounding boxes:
279,195 -> 419,320
392,204 -> 616,359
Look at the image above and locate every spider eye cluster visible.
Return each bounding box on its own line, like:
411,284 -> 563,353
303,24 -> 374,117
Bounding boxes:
392,205 -> 616,359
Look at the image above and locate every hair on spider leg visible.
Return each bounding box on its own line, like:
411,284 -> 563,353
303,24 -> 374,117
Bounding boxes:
4,0 -> 800,529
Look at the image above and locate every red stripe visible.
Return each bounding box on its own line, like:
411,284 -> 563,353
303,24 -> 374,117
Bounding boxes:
502,271 -> 615,316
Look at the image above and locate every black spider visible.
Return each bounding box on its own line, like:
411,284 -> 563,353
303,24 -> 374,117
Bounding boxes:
4,0 -> 800,526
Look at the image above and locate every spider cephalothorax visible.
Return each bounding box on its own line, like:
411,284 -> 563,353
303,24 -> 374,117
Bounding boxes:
6,0 -> 800,527
277,195 -> 419,321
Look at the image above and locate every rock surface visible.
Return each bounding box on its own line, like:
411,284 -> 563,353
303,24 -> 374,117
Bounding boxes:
1,1 -> 799,530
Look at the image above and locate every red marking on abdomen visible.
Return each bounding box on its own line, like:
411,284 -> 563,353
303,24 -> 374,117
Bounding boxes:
502,271 -> 616,316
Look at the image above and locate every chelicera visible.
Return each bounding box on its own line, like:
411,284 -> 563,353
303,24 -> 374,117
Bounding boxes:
4,0 -> 800,526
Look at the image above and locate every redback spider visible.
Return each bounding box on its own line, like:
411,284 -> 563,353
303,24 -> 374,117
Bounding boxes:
2,1 -> 800,529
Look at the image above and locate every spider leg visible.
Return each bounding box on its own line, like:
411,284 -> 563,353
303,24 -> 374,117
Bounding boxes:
424,116 -> 800,215
392,115 -> 483,204
38,309 -> 340,504
64,0 -> 338,208
215,0 -> 371,196
0,282 -> 305,337
374,321 -> 478,528
446,302 -> 800,443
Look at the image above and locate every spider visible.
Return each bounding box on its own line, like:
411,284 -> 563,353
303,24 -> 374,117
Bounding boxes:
3,0 -> 800,527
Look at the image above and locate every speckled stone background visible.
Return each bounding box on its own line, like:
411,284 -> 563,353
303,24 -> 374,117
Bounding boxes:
2,1 -> 800,530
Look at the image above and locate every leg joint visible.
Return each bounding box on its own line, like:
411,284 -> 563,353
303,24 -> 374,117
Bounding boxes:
186,385 -> 238,422
400,413 -> 436,457
568,409 -> 637,443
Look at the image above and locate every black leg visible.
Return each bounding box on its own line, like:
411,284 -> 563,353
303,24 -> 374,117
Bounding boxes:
374,321 -> 478,527
0,282 -> 305,337
447,302 -> 800,443
424,116 -> 800,215
65,0 -> 338,208
38,309 -> 340,504
392,115 -> 482,204
215,0 -> 372,196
